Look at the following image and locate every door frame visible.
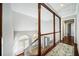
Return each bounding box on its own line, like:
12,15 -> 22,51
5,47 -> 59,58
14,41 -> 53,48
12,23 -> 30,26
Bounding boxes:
0,3 -> 2,56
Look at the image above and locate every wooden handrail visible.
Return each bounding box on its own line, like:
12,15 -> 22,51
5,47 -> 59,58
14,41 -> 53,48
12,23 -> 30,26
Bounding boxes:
31,31 -> 60,45
30,31 -> 60,45
31,38 -> 38,45
41,31 -> 60,36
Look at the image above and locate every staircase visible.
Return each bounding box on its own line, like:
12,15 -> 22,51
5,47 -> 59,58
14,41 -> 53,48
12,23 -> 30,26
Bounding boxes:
24,37 -> 54,56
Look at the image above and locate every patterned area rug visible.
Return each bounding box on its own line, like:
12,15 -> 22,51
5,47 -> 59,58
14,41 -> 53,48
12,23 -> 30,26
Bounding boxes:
46,43 -> 74,56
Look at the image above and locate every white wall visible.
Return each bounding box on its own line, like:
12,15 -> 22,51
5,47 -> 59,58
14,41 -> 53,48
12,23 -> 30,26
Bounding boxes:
11,4 -> 38,20
12,11 -> 37,31
12,11 -> 38,55
2,4 -> 14,56
77,4 -> 79,53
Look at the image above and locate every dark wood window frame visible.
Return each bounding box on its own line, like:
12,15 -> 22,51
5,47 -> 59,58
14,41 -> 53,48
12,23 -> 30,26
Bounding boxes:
38,3 -> 61,56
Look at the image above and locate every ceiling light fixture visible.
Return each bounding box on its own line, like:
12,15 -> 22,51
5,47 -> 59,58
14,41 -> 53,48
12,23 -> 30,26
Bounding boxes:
60,4 -> 64,7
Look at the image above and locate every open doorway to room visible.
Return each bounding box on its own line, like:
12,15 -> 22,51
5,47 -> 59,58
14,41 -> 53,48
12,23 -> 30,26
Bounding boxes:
63,19 -> 74,45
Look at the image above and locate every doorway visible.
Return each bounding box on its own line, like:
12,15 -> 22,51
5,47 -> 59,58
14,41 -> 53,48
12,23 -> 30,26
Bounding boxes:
68,23 -> 71,36
63,19 -> 74,45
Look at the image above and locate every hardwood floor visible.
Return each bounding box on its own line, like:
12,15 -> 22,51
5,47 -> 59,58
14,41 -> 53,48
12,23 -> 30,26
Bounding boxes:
62,36 -> 74,45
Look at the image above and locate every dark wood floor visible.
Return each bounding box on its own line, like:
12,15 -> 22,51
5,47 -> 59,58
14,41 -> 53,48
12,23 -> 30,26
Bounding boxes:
62,36 -> 74,45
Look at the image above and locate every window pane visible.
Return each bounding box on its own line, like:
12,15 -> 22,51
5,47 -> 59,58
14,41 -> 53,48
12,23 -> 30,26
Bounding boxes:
41,6 -> 53,34
41,34 -> 54,54
55,16 -> 60,32
55,33 -> 60,43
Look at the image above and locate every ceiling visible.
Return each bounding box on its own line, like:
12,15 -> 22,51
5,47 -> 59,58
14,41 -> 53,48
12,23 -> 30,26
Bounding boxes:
11,3 -> 77,21
11,3 -> 38,19
49,3 -> 77,18
11,3 -> 53,21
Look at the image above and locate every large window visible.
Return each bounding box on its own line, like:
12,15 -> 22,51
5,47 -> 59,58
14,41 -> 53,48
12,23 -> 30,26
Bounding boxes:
38,3 -> 61,56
